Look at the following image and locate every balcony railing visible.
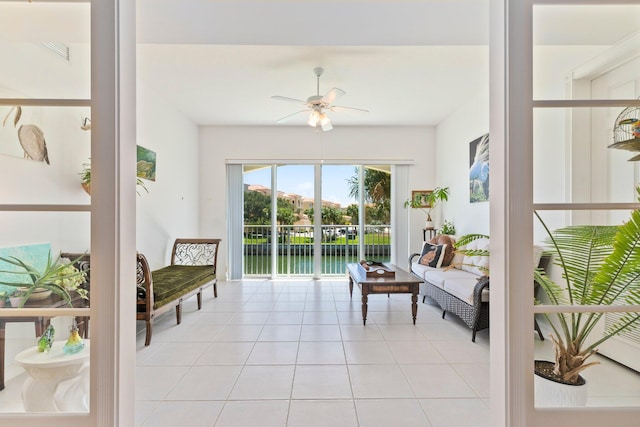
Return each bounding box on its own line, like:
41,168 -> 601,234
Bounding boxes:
243,224 -> 391,276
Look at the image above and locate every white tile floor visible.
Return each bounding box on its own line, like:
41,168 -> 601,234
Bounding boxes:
134,279 -> 492,427
2,278 -> 640,425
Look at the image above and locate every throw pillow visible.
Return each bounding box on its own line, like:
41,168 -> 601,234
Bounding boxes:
419,242 -> 447,268
429,234 -> 456,266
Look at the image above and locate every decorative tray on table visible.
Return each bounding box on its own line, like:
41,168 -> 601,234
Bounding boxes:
358,260 -> 396,278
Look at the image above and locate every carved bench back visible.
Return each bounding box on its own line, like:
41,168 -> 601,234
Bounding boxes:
171,239 -> 221,273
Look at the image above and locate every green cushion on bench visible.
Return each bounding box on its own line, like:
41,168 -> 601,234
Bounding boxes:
151,265 -> 215,309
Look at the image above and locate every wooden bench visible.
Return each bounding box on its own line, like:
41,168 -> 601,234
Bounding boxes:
64,239 -> 221,346
136,238 -> 221,346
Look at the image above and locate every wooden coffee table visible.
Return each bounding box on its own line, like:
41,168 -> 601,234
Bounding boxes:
346,263 -> 422,325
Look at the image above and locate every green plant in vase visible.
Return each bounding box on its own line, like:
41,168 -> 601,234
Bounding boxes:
0,252 -> 88,307
440,220 -> 456,235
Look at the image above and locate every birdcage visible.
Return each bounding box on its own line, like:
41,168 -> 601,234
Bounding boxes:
609,103 -> 640,161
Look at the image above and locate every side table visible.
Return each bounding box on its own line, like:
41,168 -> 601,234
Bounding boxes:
15,339 -> 90,412
422,228 -> 436,241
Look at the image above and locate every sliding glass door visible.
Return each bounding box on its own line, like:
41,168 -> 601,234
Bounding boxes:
241,163 -> 391,278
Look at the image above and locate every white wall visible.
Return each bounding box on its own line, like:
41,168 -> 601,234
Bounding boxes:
435,89 -> 490,237
0,83 -> 200,382
435,46 -> 607,240
0,89 -> 200,268
135,86 -> 201,269
198,125 -> 436,278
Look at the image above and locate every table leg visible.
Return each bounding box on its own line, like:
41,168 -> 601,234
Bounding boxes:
411,291 -> 418,325
361,286 -> 368,325
0,320 -> 5,391
349,276 -> 353,297
77,316 -> 89,338
35,318 -> 48,337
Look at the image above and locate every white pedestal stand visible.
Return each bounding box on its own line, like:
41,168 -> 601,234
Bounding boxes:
15,340 -> 90,412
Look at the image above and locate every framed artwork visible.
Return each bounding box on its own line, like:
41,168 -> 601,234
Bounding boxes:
411,190 -> 433,208
136,145 -> 156,181
469,133 -> 489,203
0,243 -> 51,294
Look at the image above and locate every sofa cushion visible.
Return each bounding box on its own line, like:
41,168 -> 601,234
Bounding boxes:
411,262 -> 437,282
419,242 -> 447,268
461,238 -> 490,277
423,267 -> 479,289
443,277 -> 489,304
429,235 -> 456,266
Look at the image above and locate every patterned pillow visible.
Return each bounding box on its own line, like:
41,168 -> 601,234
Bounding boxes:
419,242 -> 447,268
429,234 -> 456,266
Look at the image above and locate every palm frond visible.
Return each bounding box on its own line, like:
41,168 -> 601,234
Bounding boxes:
455,234 -> 489,248
591,210 -> 640,305
548,226 -> 616,301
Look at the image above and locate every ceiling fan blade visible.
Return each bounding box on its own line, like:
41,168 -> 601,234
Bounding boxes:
271,95 -> 308,105
331,105 -> 369,113
321,88 -> 346,105
276,109 -> 310,123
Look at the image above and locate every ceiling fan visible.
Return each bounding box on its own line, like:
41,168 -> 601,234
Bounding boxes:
271,67 -> 368,131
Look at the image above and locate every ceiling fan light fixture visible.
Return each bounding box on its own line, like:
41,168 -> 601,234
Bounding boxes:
307,109 -> 321,127
320,113 -> 332,131
273,67 -> 367,130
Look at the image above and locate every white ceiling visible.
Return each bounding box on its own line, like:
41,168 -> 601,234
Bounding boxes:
137,44 -> 490,126
2,1 -> 640,128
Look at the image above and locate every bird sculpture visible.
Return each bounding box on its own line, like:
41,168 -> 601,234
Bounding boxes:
80,117 -> 91,131
618,118 -> 640,138
2,106 -> 50,164
608,116 -> 640,161
63,321 -> 85,355
38,324 -> 55,353
18,124 -> 50,164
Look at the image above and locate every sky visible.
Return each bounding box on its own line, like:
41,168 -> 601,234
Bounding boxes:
244,165 -> 359,207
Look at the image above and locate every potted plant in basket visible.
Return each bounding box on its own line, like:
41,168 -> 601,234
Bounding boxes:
0,252 -> 88,308
80,160 -> 148,196
404,186 -> 450,229
532,203 -> 640,406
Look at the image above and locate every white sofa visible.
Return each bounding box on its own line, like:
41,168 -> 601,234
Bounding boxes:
409,237 -> 545,342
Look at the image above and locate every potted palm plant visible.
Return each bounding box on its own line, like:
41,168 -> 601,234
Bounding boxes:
532,205 -> 640,406
404,186 -> 450,229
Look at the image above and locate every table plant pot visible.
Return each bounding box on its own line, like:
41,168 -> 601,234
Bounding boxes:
9,295 -> 25,307
534,360 -> 588,407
